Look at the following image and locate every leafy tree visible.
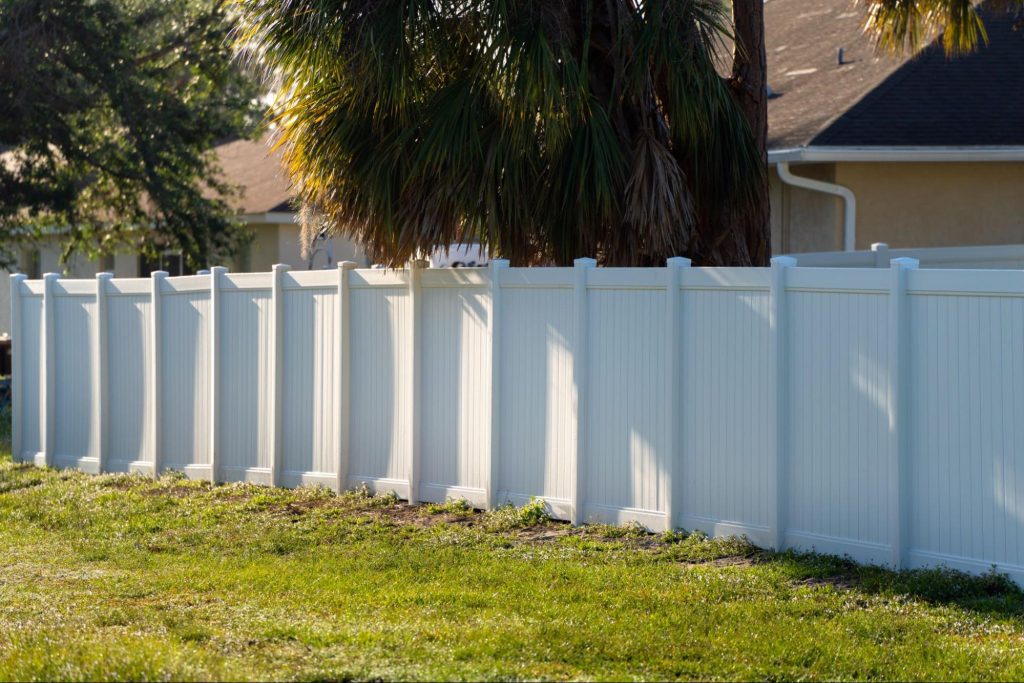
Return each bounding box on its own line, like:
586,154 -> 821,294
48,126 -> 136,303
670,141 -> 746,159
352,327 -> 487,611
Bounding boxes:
238,0 -> 764,266
0,0 -> 263,270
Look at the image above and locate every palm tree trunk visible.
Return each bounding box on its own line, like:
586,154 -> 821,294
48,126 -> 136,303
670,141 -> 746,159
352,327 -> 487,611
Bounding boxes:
703,0 -> 770,267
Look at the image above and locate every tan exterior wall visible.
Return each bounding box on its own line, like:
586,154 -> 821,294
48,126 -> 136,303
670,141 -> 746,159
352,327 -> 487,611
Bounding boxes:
245,221 -> 369,271
835,162 -> 1024,249
772,161 -> 1024,253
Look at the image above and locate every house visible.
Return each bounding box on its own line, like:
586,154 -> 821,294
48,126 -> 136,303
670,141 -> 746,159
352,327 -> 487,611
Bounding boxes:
767,0 -> 1024,254
0,135 -> 369,336
9,135 -> 368,279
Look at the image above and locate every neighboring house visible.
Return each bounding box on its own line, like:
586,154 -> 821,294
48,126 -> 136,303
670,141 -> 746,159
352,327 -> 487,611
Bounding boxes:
767,0 -> 1024,254
0,135 -> 369,336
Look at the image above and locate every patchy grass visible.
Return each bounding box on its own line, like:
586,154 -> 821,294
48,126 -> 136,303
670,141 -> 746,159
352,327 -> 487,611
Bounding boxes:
0,453 -> 1023,681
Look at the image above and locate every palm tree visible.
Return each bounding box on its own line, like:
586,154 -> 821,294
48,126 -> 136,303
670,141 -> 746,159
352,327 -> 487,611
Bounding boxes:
236,0 -> 764,267
860,0 -> 1013,55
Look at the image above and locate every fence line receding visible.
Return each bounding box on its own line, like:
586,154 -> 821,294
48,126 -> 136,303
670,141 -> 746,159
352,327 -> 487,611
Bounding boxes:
11,259 -> 1024,583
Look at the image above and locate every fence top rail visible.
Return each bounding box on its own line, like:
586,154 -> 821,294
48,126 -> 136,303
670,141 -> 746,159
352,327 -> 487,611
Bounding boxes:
908,268 -> 1024,296
787,243 -> 1024,268
13,263 -> 1024,301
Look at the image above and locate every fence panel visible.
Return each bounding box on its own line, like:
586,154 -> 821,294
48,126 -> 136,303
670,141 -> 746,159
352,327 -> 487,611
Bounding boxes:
159,278 -> 211,476
280,275 -> 339,488
12,262 -> 1024,584
498,273 -> 575,518
53,285 -> 97,471
105,284 -> 152,470
786,282 -> 893,565
907,272 -> 1024,575
347,273 -> 411,495
585,275 -> 668,528
419,275 -> 491,506
679,270 -> 772,544
218,277 -> 274,481
14,283 -> 43,463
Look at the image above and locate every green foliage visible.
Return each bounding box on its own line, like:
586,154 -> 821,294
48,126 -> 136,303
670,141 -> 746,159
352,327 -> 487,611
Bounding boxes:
862,0 -> 1023,56
2,456 -> 1024,680
236,0 -> 763,266
0,0 -> 263,269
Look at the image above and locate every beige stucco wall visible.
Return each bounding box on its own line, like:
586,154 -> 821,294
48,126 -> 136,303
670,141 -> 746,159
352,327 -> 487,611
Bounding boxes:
835,162 -> 1024,249
773,161 -> 1024,253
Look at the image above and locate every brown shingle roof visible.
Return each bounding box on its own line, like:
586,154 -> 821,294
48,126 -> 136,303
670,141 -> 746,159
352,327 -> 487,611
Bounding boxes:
766,0 -> 907,148
767,0 -> 1024,149
215,134 -> 293,214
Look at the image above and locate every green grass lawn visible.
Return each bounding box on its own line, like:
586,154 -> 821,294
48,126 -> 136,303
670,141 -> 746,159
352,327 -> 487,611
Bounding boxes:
1,449 -> 1024,681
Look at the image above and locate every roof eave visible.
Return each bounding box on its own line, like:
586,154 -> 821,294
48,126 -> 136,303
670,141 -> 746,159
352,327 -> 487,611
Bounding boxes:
768,146 -> 1024,164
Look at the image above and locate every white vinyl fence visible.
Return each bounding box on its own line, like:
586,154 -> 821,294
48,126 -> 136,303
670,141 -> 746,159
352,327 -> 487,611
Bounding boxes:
787,242 -> 1024,269
10,259 -> 1024,583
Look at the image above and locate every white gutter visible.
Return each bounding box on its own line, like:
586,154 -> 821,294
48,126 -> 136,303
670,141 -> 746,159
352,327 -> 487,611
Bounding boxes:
776,161 -> 857,252
769,146 -> 1024,164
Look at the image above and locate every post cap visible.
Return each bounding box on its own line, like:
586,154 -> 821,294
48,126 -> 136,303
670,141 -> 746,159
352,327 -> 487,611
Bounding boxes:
339,260 -> 359,270
666,256 -> 691,268
574,257 -> 597,268
770,256 -> 798,268
151,270 -> 169,279
871,242 -> 889,251
890,257 -> 919,269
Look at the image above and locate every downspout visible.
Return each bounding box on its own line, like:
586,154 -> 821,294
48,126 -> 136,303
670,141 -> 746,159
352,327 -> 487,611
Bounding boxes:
776,161 -> 857,252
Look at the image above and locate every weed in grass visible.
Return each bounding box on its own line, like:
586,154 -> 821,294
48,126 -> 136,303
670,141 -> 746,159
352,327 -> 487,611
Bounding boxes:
482,497 -> 551,532
584,520 -> 649,539
425,498 -> 473,516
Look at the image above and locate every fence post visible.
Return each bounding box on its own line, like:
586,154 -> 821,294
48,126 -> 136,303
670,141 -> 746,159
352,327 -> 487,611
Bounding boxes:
889,257 -> 918,569
872,243 -> 890,269
150,271 -> 167,475
95,272 -> 112,472
571,257 -> 596,525
407,259 -> 426,504
9,273 -> 26,462
335,261 -> 358,494
487,259 -> 510,510
769,256 -> 796,550
208,266 -> 227,484
270,264 -> 288,488
664,257 -> 690,532
41,272 -> 58,468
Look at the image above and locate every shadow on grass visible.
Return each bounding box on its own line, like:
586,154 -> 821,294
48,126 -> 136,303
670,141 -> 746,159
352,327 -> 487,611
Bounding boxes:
758,547 -> 1024,620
